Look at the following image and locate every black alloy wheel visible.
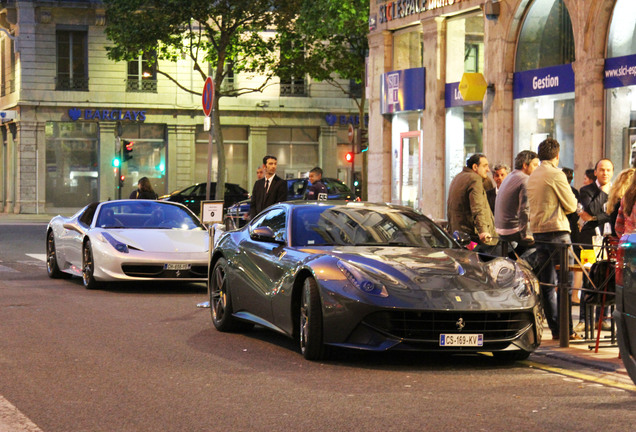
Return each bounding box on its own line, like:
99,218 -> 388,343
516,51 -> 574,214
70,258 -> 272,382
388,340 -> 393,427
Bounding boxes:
209,257 -> 252,332
82,239 -> 101,290
299,277 -> 327,360
46,230 -> 69,279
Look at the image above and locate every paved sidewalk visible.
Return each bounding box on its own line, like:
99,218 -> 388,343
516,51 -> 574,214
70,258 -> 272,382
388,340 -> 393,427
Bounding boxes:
0,212 -> 56,224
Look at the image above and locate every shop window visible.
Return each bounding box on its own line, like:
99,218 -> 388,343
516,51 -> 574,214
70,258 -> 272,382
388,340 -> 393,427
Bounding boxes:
513,0 -> 575,170
444,12 -> 484,205
119,123 -> 167,196
605,0 -> 636,170
56,29 -> 88,91
195,126 -> 248,189
393,27 -> 423,70
268,127 -> 319,178
515,0 -> 575,72
127,52 -> 157,92
45,122 -> 99,208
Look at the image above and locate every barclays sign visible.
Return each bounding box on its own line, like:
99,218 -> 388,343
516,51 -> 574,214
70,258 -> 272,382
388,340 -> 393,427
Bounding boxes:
68,107 -> 147,122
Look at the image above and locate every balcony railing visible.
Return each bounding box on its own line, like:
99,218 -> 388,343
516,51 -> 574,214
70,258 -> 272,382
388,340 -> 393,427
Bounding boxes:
56,76 -> 89,91
126,79 -> 158,93
280,78 -> 307,97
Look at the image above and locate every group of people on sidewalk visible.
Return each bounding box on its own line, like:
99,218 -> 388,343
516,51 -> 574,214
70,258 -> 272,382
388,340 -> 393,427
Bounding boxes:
448,137 -> 636,341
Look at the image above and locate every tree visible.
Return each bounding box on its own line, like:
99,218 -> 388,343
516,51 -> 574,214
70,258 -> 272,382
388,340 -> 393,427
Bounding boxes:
277,0 -> 369,196
103,0 -> 299,201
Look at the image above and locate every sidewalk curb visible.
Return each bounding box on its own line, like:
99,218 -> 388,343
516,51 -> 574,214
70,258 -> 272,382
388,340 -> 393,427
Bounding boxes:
532,347 -> 623,373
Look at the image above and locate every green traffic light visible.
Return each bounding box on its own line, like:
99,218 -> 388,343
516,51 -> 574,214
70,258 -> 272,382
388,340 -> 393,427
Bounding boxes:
112,157 -> 121,168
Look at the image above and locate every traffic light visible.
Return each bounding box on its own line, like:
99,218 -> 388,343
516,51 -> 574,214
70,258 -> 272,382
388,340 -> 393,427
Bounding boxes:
345,152 -> 354,164
118,174 -> 125,189
112,157 -> 121,168
122,140 -> 134,161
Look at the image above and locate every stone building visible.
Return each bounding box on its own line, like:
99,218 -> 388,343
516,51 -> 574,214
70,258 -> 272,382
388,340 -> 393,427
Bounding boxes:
367,0 -> 636,218
0,0 -> 361,214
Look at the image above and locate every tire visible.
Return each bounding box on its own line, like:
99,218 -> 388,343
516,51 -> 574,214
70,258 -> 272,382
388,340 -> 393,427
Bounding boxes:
46,230 -> 70,279
299,277 -> 327,360
492,350 -> 531,362
82,240 -> 101,290
209,258 -> 253,332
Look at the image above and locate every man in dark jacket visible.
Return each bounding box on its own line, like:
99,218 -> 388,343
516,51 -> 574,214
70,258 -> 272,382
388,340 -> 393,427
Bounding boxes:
249,155 -> 287,219
306,167 -> 328,200
447,153 -> 497,248
576,158 -> 614,332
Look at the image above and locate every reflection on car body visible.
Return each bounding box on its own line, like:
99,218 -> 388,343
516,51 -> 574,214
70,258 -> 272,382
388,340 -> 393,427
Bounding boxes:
209,201 -> 543,361
46,200 -> 209,289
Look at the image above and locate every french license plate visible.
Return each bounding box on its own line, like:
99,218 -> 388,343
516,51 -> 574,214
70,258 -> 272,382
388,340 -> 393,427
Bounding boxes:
439,334 -> 483,347
164,263 -> 191,271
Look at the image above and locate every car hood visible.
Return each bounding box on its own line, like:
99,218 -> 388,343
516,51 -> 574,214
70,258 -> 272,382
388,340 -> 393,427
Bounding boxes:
303,246 -> 533,304
101,229 -> 209,253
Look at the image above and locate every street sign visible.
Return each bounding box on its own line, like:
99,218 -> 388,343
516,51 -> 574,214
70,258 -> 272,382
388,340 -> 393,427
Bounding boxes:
202,76 -> 214,117
347,123 -> 355,144
200,200 -> 224,225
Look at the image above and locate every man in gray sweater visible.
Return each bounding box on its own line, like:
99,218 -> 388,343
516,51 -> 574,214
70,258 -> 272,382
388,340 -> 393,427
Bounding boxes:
494,150 -> 539,250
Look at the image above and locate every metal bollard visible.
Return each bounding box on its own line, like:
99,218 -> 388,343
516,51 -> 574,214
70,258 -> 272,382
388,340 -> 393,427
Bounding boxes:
559,243 -> 570,348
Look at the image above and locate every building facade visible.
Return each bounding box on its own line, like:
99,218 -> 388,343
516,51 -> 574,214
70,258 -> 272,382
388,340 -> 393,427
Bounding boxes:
367,0 -> 636,219
0,0 -> 362,215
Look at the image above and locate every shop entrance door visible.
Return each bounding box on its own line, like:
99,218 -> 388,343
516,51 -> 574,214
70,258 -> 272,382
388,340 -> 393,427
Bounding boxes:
398,131 -> 422,209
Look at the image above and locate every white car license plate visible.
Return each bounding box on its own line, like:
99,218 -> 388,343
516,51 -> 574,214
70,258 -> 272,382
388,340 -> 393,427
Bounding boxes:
164,263 -> 191,270
439,334 -> 483,347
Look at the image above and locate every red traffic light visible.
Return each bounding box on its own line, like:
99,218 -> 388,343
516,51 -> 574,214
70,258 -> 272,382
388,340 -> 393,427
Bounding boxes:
122,140 -> 134,161
345,152 -> 354,163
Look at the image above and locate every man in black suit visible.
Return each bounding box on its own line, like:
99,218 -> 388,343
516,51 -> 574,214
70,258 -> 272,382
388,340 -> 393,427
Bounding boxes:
249,155 -> 287,219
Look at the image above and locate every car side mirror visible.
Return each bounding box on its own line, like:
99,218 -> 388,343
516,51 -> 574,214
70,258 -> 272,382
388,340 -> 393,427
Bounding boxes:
453,230 -> 472,246
250,226 -> 284,244
63,222 -> 81,233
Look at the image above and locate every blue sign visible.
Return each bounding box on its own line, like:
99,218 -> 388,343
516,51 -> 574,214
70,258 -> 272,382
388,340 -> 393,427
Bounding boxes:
445,82 -> 481,108
604,54 -> 636,89
68,108 -> 146,122
513,64 -> 575,99
381,67 -> 425,114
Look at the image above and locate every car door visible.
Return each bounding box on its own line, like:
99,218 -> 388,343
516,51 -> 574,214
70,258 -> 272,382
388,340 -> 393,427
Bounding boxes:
233,207 -> 289,323
59,205 -> 94,268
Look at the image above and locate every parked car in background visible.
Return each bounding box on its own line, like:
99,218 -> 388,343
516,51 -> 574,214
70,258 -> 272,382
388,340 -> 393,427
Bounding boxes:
46,200 -> 209,289
209,201 -> 543,361
615,233 -> 636,384
160,182 -> 249,216
224,177 -> 358,229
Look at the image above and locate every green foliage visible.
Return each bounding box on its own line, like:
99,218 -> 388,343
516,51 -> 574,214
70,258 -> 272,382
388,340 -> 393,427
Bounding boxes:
104,0 -> 298,94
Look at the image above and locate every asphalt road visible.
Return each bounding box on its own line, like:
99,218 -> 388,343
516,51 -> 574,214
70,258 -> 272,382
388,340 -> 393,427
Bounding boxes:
1,224 -> 635,431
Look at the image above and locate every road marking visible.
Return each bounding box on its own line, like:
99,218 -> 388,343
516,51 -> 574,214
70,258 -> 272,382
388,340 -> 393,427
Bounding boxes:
26,254 -> 46,262
0,264 -> 18,273
0,395 -> 43,432
524,360 -> 636,392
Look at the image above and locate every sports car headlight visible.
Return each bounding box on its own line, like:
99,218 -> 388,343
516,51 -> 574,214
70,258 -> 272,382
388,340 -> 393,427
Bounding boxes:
99,232 -> 129,253
337,260 -> 388,297
485,258 -> 536,298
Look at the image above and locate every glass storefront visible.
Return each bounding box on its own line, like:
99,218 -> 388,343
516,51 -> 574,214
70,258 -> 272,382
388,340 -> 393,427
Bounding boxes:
605,0 -> 636,170
120,123 -> 167,196
444,12 -> 484,198
513,0 -> 575,170
195,126 -> 248,189
45,122 -> 99,208
267,127 -> 319,179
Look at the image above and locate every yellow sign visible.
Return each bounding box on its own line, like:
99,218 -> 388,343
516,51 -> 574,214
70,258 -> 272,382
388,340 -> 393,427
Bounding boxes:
458,73 -> 488,102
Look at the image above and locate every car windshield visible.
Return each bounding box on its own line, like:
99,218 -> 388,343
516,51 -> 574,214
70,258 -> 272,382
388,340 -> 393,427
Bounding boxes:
291,205 -> 455,248
96,201 -> 204,230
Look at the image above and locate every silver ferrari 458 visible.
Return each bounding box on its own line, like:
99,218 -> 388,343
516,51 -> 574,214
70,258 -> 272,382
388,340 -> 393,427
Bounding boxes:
46,200 -> 209,289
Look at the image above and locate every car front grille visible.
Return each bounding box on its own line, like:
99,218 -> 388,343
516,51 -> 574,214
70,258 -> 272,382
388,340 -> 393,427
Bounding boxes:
121,264 -> 207,278
363,310 -> 534,342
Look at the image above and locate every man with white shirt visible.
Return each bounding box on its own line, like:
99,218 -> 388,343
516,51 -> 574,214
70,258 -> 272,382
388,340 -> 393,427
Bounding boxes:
576,158 -> 614,332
